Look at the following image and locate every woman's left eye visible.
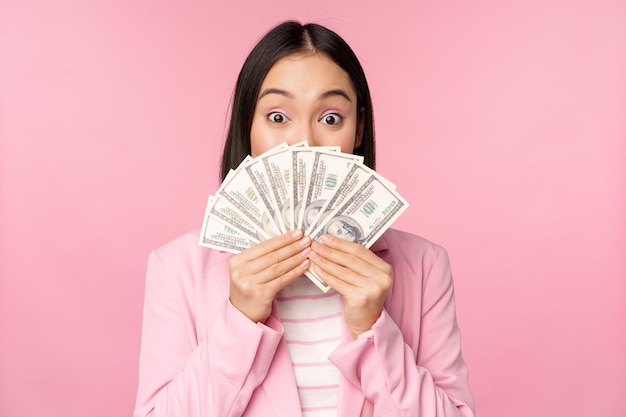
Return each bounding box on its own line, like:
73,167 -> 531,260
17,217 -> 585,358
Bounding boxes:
320,113 -> 342,125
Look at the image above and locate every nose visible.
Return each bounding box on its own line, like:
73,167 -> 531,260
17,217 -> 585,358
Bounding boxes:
293,123 -> 317,147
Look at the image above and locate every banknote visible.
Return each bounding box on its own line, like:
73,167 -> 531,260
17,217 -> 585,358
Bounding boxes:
291,149 -> 312,231
304,162 -> 379,232
262,142 -> 308,233
200,197 -> 259,253
243,143 -> 291,235
200,145 -> 407,292
204,194 -> 269,242
291,146 -> 340,230
309,173 -> 408,248
218,154 -> 281,238
301,150 -> 364,234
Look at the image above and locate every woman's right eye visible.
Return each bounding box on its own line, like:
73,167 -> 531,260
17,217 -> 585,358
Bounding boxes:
267,111 -> 289,123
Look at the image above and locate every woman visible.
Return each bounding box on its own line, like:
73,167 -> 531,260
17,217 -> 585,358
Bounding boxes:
134,21 -> 475,417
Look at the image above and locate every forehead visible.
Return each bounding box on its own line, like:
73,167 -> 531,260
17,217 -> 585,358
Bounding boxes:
260,52 -> 357,97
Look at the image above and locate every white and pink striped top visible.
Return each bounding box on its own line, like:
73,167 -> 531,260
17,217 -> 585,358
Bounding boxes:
275,276 -> 343,417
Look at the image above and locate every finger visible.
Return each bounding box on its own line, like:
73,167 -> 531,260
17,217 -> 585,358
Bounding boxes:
310,262 -> 352,295
319,234 -> 390,272
251,235 -> 311,275
309,248 -> 360,287
256,246 -> 312,284
311,240 -> 389,281
239,230 -> 304,262
265,257 -> 310,290
235,231 -> 309,274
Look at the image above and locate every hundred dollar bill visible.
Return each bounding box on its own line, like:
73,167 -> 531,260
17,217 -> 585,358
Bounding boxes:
217,154 -> 282,238
305,162 -> 380,231
200,197 -> 259,253
291,146 -> 340,230
309,173 -> 409,248
242,144 -> 291,235
205,194 -> 269,241
304,173 -> 408,291
262,142 -> 308,233
301,150 -> 364,235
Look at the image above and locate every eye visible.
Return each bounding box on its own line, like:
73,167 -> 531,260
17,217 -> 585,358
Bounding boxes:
267,111 -> 289,124
320,113 -> 342,125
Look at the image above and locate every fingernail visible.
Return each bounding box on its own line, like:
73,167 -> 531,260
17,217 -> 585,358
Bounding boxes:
301,247 -> 311,257
299,236 -> 311,246
311,241 -> 323,251
292,229 -> 303,238
309,251 -> 320,261
321,234 -> 333,243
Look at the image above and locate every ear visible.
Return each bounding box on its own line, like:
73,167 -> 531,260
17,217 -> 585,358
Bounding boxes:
355,106 -> 365,149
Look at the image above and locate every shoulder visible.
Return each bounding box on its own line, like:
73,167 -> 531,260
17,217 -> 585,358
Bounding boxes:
149,228 -> 233,279
375,228 -> 452,295
374,228 -> 447,266
153,228 -> 204,258
144,228 -> 234,335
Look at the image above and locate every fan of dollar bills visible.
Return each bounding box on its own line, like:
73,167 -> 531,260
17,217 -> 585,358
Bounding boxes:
199,141 -> 409,292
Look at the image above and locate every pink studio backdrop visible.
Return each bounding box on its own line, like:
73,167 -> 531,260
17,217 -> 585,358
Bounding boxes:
1,0 -> 625,416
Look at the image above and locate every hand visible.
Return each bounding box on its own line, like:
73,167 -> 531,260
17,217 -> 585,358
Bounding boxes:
229,230 -> 311,323
309,234 -> 392,339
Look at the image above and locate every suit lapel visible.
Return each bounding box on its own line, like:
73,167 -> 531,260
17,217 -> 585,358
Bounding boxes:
336,309 -> 366,417
337,375 -> 366,417
261,305 -> 303,417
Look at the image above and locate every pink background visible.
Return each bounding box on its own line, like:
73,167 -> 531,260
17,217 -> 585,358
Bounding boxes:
1,0 -> 625,416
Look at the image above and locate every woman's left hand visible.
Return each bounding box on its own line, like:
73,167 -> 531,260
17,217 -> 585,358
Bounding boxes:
309,234 -> 392,339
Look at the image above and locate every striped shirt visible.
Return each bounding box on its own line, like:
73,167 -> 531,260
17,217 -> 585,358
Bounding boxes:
276,277 -> 343,417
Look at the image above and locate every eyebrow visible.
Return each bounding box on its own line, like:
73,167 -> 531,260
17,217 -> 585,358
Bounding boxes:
319,89 -> 352,102
258,88 -> 294,100
257,88 -> 352,103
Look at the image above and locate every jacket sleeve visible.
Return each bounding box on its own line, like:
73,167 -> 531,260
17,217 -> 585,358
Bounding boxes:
329,247 -> 475,417
133,250 -> 283,417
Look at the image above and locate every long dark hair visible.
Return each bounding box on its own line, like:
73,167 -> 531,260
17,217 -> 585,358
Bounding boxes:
220,20 -> 376,181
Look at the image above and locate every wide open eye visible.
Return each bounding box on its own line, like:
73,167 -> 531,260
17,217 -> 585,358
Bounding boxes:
320,113 -> 342,125
267,111 -> 289,123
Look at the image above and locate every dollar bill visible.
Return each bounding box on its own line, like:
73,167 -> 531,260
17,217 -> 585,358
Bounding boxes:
301,150 -> 364,235
261,142 -> 308,233
200,197 -> 259,253
292,148 -> 318,231
309,173 -> 409,248
305,162 -> 380,231
243,161 -> 283,234
205,194 -> 269,241
303,173 -> 408,291
200,145 -> 408,293
217,155 -> 282,238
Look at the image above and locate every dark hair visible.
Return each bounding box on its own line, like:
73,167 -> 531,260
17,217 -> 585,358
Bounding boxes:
220,20 -> 376,181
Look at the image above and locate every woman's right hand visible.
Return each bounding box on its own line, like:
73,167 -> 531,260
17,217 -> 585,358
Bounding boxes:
229,229 -> 311,323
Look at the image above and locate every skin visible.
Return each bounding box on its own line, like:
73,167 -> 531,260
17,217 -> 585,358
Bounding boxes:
250,51 -> 363,154
229,52 -> 392,339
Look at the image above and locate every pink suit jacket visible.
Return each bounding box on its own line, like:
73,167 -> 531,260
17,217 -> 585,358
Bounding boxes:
134,228 -> 476,417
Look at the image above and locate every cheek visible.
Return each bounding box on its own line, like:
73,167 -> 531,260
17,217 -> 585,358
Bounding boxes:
318,124 -> 358,153
250,119 -> 279,157
341,131 -> 358,153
